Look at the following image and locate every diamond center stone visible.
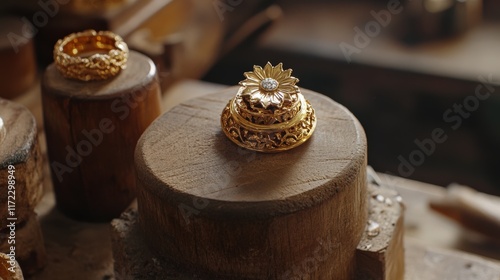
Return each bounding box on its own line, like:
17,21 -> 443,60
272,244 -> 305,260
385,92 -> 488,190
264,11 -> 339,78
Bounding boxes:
260,78 -> 279,91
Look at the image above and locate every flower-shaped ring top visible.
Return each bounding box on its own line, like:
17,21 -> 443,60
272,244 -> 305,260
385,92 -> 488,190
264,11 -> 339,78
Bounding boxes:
239,62 -> 300,110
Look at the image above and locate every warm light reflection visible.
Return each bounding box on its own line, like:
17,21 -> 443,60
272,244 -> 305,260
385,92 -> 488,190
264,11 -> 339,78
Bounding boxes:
424,0 -> 454,13
0,117 -> 5,144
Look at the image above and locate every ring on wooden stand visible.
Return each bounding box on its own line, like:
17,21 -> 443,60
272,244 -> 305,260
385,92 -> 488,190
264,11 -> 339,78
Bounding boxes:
53,30 -> 129,81
221,62 -> 317,153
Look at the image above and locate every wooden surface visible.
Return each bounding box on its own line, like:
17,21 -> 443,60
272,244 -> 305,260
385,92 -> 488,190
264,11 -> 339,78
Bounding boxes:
113,184 -> 405,280
356,184 -> 405,280
404,240 -> 500,280
41,51 -> 162,222
0,17 -> 37,99
5,79 -> 500,279
111,203 -> 500,280
135,87 -> 368,279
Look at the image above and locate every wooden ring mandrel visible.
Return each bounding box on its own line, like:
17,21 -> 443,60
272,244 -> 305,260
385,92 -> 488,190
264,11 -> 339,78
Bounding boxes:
135,87 -> 368,279
42,51 -> 162,222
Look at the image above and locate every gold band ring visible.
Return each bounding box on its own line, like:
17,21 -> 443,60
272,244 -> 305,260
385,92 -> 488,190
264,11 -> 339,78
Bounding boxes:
53,30 -> 128,81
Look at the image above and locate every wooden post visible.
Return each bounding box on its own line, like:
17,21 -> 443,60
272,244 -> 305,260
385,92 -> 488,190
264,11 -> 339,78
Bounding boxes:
135,88 -> 368,279
111,202 -> 500,280
41,51 -> 162,222
0,17 -> 37,99
0,98 -> 46,275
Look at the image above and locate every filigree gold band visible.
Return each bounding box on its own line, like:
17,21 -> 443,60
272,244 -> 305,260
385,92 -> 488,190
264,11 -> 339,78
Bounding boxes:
53,30 -> 128,81
221,95 -> 316,153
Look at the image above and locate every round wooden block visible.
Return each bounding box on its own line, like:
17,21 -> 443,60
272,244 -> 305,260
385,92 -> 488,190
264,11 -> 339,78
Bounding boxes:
42,51 -> 162,222
0,17 -> 37,99
0,99 -> 43,224
136,88 -> 368,279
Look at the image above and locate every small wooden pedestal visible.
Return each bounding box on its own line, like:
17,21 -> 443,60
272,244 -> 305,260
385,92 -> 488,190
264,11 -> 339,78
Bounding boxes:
41,51 -> 162,222
134,88 -> 368,279
0,99 -> 46,275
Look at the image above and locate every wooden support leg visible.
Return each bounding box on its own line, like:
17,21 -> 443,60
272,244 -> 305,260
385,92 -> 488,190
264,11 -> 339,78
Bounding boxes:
42,51 -> 162,222
356,184 -> 405,280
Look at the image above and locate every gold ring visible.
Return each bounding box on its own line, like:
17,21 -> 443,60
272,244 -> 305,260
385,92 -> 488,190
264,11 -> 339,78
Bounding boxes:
221,62 -> 317,153
53,30 -> 129,81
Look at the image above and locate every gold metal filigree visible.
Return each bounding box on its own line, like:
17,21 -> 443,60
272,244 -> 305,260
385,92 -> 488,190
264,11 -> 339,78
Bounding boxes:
221,62 -> 317,153
54,30 -> 129,81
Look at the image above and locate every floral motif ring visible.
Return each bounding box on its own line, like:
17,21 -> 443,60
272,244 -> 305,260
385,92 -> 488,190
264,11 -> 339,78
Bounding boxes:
220,62 -> 317,153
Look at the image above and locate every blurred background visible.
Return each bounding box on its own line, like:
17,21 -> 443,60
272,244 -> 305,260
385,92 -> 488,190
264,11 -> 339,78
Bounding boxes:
0,0 -> 499,195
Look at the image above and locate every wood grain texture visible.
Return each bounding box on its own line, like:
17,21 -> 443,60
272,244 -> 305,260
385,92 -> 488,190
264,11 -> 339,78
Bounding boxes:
0,99 -> 43,224
42,51 -> 162,222
356,184 -> 405,280
0,17 -> 37,99
136,88 -> 368,279
112,206 -> 500,280
112,207 -> 204,280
